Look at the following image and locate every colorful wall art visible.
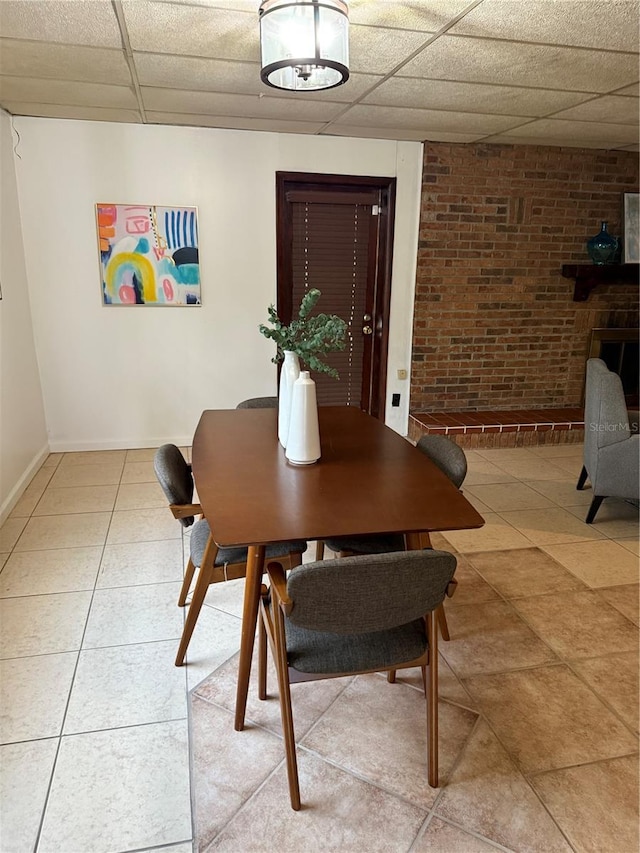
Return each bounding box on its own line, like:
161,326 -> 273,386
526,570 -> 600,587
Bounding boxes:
96,203 -> 201,306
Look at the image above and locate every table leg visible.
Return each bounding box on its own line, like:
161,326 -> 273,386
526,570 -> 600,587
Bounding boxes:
405,531 -> 431,551
235,544 -> 266,731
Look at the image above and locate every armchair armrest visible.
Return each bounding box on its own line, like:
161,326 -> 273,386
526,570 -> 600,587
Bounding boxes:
170,503 -> 202,520
266,561 -> 292,615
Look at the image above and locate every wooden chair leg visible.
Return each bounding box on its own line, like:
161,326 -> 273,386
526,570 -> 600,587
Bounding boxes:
272,601 -> 301,810
586,495 -> 604,524
177,556 -> 196,607
315,540 -> 325,561
426,611 -> 439,788
437,604 -> 450,641
421,665 -> 427,695
258,605 -> 267,701
174,562 -> 214,666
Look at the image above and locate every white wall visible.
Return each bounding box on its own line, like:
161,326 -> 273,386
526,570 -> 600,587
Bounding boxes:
14,118 -> 422,450
0,110 -> 48,520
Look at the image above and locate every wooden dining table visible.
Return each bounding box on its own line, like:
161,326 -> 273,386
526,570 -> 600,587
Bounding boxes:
192,405 -> 484,731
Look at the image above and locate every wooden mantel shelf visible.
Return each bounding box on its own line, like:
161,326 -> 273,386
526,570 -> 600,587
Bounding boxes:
562,263 -> 639,301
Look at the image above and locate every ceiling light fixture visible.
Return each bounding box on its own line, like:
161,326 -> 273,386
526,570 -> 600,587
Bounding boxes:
259,0 -> 349,92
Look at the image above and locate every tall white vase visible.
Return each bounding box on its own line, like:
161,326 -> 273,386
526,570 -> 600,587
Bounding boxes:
278,350 -> 300,448
286,371 -> 321,465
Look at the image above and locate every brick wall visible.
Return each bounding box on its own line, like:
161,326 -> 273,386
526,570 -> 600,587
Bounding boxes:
410,143 -> 639,413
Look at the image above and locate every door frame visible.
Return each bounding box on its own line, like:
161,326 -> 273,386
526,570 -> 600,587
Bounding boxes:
275,171 -> 397,419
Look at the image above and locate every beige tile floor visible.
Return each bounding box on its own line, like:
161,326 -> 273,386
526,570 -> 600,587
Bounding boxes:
0,443 -> 638,853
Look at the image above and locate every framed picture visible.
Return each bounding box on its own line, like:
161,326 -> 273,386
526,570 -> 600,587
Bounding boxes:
96,203 -> 201,305
623,193 -> 639,264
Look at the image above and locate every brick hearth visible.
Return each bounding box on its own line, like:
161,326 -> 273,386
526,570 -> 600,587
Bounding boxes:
408,408 -> 584,448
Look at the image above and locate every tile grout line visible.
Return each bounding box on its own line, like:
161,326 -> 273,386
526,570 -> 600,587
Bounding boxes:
32,453 -> 124,852
448,587 -> 637,850
0,449 -> 185,849
449,694 -> 580,853
2,444 -> 636,852
418,814 -> 517,853
436,497 -> 637,849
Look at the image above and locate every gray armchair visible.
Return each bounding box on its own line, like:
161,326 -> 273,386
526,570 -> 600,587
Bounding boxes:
577,358 -> 640,523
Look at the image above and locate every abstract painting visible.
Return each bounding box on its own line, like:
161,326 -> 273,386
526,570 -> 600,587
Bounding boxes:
96,203 -> 201,305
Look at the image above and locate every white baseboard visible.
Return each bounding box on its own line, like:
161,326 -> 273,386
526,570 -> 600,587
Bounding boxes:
48,436 -> 194,452
0,443 -> 50,525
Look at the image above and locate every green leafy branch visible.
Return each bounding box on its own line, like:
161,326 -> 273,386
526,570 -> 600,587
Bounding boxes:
259,288 -> 347,378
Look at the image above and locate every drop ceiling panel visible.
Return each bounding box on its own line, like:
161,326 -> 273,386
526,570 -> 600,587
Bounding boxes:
0,0 -> 637,150
450,0 -> 640,53
146,111 -> 324,134
549,95 -> 639,125
134,54 -> 265,95
347,0 -> 475,30
400,35 -> 639,93
0,39 -> 132,86
500,118 -> 639,144
348,25 -> 433,74
0,78 -> 137,109
483,133 -> 636,150
2,102 -> 142,123
326,125 -> 483,143
333,104 -> 527,134
361,76 -> 593,117
154,0 -> 262,10
122,1 -> 258,61
141,87 -> 344,121
0,0 -> 122,48
133,53 -> 382,102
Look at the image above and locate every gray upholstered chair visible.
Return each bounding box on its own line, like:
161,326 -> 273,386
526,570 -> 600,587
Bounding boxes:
576,358 -> 640,523
258,549 -> 458,809
236,397 -> 278,409
416,434 -> 467,489
154,444 -> 306,666
316,435 -> 466,644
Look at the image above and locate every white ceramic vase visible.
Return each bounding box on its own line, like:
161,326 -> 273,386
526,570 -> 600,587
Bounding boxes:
278,350 -> 300,448
285,371 -> 321,465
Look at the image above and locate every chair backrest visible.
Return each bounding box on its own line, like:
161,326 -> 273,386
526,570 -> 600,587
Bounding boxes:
286,550 -> 456,634
416,435 -> 467,488
584,358 -> 631,475
153,444 -> 195,527
236,397 -> 278,409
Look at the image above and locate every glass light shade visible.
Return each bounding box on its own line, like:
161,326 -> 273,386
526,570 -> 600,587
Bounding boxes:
259,0 -> 349,92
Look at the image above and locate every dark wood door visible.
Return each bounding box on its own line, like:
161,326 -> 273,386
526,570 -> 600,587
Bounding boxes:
276,172 -> 396,419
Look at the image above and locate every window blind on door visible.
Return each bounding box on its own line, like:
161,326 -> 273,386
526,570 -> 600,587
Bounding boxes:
290,199 -> 374,407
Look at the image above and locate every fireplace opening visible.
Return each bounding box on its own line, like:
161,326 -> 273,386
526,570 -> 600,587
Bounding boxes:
588,328 -> 639,408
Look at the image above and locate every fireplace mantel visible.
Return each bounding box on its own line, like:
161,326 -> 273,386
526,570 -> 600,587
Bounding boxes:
562,263 -> 638,301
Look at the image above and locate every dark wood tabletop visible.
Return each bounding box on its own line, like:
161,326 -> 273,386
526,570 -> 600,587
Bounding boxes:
192,405 -> 484,731
192,406 -> 484,547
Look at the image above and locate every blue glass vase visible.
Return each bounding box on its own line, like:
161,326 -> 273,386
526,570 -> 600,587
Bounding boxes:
587,221 -> 618,265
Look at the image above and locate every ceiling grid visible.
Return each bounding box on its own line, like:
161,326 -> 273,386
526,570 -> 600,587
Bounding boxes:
0,0 -> 637,150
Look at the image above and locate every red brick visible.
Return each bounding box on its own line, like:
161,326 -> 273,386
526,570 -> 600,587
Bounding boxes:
411,143 -> 639,413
